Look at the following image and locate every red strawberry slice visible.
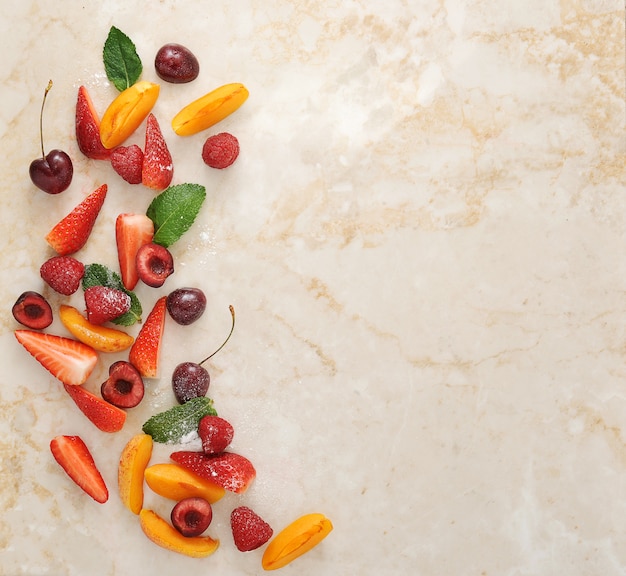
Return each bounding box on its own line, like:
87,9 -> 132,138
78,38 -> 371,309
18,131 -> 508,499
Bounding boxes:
45,183 -> 107,256
14,330 -> 98,386
110,144 -> 144,184
40,255 -> 85,295
170,451 -> 256,494
84,286 -> 131,325
142,113 -> 173,190
128,296 -> 167,378
50,435 -> 109,503
198,415 -> 234,454
75,85 -> 111,160
63,384 -> 126,433
230,506 -> 273,551
115,213 -> 154,290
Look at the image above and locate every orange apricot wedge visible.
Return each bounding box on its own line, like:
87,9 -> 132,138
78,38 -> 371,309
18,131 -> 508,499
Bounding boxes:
59,305 -> 134,353
118,433 -> 153,514
171,82 -> 248,136
144,463 -> 225,503
139,508 -> 219,557
262,513 -> 333,571
100,81 -> 160,148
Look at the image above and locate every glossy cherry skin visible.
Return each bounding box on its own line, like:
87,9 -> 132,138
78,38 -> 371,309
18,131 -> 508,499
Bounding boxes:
29,149 -> 73,194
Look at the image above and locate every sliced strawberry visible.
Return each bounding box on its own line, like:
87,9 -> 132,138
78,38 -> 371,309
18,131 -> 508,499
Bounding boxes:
170,451 -> 256,494
230,506 -> 273,551
128,296 -> 167,378
142,113 -> 173,190
198,415 -> 234,454
14,330 -> 98,386
84,286 -> 131,325
50,435 -> 109,503
40,255 -> 85,295
45,183 -> 107,256
75,85 -> 111,160
115,213 -> 154,290
111,144 -> 144,184
63,384 -> 126,433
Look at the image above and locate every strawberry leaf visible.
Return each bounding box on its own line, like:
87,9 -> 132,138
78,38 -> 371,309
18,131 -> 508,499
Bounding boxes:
103,26 -> 143,91
82,263 -> 142,326
142,397 -> 217,443
146,183 -> 206,248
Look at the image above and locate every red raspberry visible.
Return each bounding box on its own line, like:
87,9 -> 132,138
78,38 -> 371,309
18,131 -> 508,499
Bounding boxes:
40,256 -> 85,295
201,132 -> 239,169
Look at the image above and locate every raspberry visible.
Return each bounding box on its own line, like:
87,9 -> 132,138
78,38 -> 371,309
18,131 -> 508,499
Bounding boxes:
201,133 -> 239,169
40,255 -> 85,295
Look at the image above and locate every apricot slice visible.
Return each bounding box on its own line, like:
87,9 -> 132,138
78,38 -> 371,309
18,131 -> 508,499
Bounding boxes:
144,463 -> 225,503
261,513 -> 333,571
118,433 -> 153,514
59,305 -> 134,353
171,82 -> 248,136
139,508 -> 219,558
100,81 -> 160,148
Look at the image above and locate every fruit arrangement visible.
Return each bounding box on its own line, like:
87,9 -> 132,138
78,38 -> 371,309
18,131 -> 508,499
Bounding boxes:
12,25 -> 332,569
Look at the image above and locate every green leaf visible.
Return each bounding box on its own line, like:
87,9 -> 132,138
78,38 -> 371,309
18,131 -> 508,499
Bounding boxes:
103,26 -> 143,91
142,397 -> 217,444
146,183 -> 207,248
82,263 -> 142,326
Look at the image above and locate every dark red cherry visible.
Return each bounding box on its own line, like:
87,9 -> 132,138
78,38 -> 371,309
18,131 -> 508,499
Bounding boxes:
12,291 -> 53,329
166,287 -> 206,325
155,43 -> 200,83
136,242 -> 174,288
101,361 -> 144,408
170,497 -> 212,536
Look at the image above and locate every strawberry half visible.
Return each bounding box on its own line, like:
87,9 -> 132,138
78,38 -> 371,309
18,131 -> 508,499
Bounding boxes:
40,255 -> 85,295
111,144 -> 144,184
75,85 -> 111,160
63,384 -> 126,433
50,435 -> 108,503
230,506 -> 273,552
45,183 -> 107,256
128,296 -> 167,378
14,330 -> 98,386
142,113 -> 173,190
170,451 -> 256,494
84,286 -> 131,325
198,415 -> 234,454
115,213 -> 154,290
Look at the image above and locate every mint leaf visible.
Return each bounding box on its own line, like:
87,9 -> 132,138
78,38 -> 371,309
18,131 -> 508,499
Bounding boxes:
82,263 -> 142,325
142,397 -> 217,444
146,183 -> 206,247
103,26 -> 142,91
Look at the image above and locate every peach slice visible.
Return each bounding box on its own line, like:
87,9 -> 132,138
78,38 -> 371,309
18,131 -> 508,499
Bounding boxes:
139,508 -> 219,557
171,82 -> 248,136
118,433 -> 153,514
261,513 -> 333,571
100,81 -> 160,149
144,463 -> 225,503
59,305 -> 134,353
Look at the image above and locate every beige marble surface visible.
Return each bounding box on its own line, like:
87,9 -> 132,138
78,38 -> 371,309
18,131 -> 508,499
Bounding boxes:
1,0 -> 625,574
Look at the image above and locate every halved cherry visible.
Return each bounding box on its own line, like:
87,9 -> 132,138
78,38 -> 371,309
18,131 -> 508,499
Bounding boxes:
170,497 -> 213,537
136,243 -> 174,288
101,360 -> 145,408
12,291 -> 53,329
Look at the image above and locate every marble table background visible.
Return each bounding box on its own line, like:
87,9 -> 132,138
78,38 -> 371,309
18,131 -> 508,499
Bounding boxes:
0,0 -> 624,574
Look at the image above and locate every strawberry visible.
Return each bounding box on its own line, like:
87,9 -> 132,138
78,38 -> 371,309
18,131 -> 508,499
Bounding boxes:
84,285 -> 131,325
198,415 -> 234,454
230,506 -> 273,552
115,213 -> 154,290
14,329 -> 98,386
129,296 -> 167,378
75,85 -> 111,160
110,144 -> 144,184
63,384 -> 126,433
50,435 -> 109,503
40,255 -> 85,295
45,183 -> 107,256
142,113 -> 173,190
170,451 -> 256,494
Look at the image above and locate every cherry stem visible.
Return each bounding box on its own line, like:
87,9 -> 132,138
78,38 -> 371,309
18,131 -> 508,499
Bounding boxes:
39,80 -> 53,158
199,305 -> 235,365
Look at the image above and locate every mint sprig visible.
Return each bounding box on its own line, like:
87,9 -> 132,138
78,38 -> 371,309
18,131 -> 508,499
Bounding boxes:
142,397 -> 217,444
82,263 -> 142,326
103,26 -> 142,91
146,183 -> 207,248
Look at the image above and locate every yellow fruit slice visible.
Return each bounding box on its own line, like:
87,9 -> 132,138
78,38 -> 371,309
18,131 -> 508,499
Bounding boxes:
262,513 -> 333,571
118,433 -> 153,514
171,82 -> 248,136
59,305 -> 134,353
144,463 -> 225,503
100,81 -> 160,148
139,508 -> 219,557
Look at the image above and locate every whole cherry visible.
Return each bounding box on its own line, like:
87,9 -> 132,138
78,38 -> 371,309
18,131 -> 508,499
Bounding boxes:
29,80 -> 73,194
